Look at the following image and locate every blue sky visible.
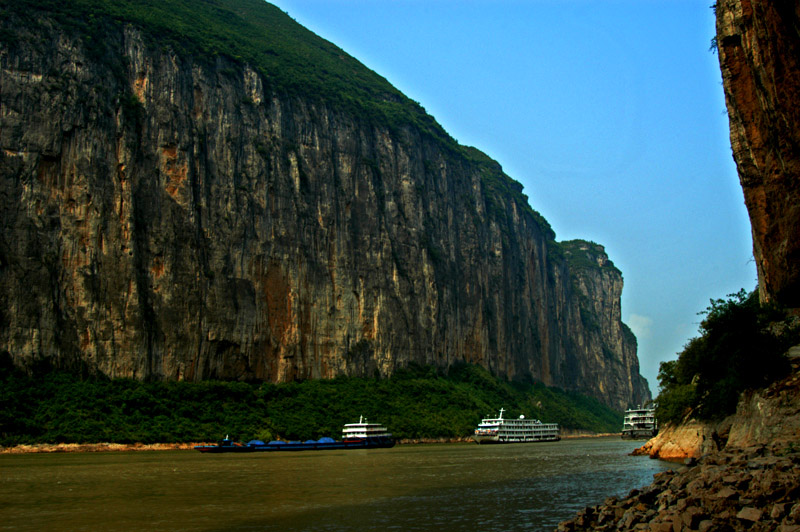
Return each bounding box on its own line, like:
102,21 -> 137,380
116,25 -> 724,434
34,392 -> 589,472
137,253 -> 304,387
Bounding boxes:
268,0 -> 757,393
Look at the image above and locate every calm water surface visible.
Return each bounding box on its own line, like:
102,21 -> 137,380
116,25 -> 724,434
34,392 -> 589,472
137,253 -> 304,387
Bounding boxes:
0,438 -> 674,531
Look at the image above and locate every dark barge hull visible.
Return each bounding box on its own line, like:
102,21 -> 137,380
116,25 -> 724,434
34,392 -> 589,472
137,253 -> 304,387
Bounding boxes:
621,430 -> 658,440
195,438 -> 395,453
474,437 -> 561,444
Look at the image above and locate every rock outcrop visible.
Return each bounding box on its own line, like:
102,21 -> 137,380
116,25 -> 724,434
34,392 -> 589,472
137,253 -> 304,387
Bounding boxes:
635,348 -> 800,460
0,2 -> 649,409
716,0 -> 800,307
631,420 -> 719,462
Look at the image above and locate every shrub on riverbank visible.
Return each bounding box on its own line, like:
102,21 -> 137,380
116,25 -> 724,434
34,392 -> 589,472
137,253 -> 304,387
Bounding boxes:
655,289 -> 797,424
0,363 -> 621,446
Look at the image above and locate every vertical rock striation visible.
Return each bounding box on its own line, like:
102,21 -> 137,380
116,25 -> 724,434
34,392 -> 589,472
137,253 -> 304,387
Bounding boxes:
561,241 -> 648,411
716,0 -> 800,307
0,3 -> 650,409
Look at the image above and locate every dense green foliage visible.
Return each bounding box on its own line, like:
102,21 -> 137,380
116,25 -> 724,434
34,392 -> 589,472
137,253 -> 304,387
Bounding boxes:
655,289 -> 796,424
0,363 -> 621,446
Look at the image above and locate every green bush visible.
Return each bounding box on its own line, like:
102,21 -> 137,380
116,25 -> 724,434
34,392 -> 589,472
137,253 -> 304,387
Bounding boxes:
655,289 -> 795,423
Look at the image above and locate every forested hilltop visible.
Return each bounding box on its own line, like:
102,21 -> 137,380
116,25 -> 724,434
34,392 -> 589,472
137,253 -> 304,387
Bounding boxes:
0,0 -> 649,410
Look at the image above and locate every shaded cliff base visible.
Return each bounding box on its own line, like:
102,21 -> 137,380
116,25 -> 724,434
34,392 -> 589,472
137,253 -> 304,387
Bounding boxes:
557,352 -> 800,531
0,363 -> 623,447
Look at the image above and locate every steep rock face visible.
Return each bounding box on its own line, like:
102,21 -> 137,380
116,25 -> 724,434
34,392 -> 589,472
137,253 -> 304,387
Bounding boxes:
716,1 -> 800,307
0,7 -> 650,409
561,241 -> 649,410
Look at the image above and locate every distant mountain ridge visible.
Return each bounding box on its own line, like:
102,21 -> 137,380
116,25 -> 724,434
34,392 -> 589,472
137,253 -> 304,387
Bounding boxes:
0,0 -> 650,409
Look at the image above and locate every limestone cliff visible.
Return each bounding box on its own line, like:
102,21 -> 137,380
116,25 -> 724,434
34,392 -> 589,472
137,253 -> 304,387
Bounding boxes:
716,0 -> 800,307
0,0 -> 650,409
561,241 -> 648,411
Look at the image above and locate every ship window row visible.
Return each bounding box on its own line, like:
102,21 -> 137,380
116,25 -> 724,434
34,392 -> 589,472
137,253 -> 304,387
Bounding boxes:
500,429 -> 558,433
499,426 -> 559,431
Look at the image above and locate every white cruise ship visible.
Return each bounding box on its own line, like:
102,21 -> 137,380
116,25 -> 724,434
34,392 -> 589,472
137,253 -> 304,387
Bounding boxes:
473,408 -> 560,444
341,416 -> 395,448
621,406 -> 658,439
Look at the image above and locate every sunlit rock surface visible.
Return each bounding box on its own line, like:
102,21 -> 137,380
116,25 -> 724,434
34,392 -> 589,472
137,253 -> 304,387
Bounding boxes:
717,0 -> 800,307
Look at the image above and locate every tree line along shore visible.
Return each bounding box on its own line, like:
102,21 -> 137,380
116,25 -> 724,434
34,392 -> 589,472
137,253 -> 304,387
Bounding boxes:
0,361 -> 623,448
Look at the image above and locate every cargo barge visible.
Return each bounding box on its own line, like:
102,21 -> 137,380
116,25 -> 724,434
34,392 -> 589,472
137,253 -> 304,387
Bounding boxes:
195,416 -> 394,453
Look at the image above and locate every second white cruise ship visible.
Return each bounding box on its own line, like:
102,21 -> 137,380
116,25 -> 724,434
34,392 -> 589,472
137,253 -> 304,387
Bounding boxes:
621,406 -> 658,439
473,408 -> 560,444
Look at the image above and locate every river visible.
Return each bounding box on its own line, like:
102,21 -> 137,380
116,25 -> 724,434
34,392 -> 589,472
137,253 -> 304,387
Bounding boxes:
0,437 -> 673,532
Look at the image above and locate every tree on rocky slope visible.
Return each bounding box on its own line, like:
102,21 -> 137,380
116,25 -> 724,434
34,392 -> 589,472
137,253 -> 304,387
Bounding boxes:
656,289 -> 796,423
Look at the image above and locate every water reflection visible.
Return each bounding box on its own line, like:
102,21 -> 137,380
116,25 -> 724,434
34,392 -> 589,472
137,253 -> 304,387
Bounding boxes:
0,437 -> 674,532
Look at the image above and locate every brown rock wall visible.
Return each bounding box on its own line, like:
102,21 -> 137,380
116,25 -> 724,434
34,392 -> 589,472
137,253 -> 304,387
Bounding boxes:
716,0 -> 800,306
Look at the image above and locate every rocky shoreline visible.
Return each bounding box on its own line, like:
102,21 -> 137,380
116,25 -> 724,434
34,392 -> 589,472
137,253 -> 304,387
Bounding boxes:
557,443 -> 800,531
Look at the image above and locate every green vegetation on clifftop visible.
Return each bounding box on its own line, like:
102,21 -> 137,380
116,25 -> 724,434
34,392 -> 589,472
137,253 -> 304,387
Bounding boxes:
1,0 -> 425,131
0,363 -> 621,446
559,239 -> 620,275
0,0 -> 552,240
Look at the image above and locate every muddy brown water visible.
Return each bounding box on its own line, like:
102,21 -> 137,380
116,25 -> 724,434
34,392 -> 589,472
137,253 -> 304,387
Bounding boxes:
0,437 -> 674,531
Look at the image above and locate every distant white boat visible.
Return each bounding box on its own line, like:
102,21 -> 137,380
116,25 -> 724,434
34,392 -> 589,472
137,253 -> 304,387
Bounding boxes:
473,408 -> 560,444
621,406 -> 658,439
341,416 -> 395,447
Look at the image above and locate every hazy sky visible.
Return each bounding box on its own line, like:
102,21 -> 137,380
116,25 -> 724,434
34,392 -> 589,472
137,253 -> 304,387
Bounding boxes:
268,0 -> 757,394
